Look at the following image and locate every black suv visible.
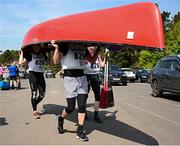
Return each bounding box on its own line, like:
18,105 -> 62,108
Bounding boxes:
150,55 -> 180,97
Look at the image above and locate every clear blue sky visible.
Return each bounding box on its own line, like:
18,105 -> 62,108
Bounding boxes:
0,0 -> 180,51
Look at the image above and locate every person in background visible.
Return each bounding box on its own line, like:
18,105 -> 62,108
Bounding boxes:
0,64 -> 4,81
52,40 -> 99,142
84,45 -> 107,123
19,45 -> 47,119
8,61 -> 19,90
2,67 -> 9,81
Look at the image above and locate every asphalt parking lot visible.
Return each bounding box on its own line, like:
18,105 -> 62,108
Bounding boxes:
0,78 -> 180,145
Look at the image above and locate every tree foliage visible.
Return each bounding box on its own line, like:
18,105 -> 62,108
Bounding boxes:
109,49 -> 139,68
161,11 -> 171,32
138,50 -> 164,69
165,12 -> 180,55
0,50 -> 19,65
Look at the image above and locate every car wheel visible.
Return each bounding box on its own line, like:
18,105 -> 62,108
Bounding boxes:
152,80 -> 162,97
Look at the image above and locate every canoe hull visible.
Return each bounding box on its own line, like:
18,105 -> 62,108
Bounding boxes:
22,2 -> 164,51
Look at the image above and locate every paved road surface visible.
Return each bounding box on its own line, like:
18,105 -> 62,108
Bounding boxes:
0,78 -> 180,145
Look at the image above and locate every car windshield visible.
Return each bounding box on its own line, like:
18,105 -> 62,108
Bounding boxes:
109,66 -> 120,71
138,70 -> 149,74
122,68 -> 132,72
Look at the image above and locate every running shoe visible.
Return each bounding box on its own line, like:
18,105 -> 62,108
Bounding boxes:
37,111 -> 44,116
33,111 -> 40,119
76,125 -> 89,142
76,130 -> 89,142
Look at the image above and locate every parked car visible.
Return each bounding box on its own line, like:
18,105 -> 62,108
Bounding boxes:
150,55 -> 180,97
121,68 -> 136,82
135,69 -> 151,83
45,70 -> 55,78
100,64 -> 127,85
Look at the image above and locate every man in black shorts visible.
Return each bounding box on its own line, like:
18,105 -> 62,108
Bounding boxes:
8,61 -> 19,90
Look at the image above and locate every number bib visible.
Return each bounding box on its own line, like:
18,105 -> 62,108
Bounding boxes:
61,44 -> 86,70
28,53 -> 45,72
84,59 -> 100,74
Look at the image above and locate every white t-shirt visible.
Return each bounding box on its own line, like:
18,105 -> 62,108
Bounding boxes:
61,44 -> 86,70
28,53 -> 45,73
84,59 -> 100,75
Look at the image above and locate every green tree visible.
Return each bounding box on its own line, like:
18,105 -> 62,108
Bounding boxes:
161,11 -> 171,32
0,50 -> 19,64
138,50 -> 164,69
109,49 -> 139,68
165,12 -> 180,55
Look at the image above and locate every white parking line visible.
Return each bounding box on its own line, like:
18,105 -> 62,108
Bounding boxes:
124,102 -> 180,126
49,91 -> 59,93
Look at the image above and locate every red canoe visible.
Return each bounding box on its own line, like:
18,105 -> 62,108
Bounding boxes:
22,2 -> 164,51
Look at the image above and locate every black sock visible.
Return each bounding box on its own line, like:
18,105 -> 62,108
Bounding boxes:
94,111 -> 98,119
76,124 -> 83,134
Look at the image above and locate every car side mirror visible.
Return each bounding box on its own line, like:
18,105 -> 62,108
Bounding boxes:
175,66 -> 180,71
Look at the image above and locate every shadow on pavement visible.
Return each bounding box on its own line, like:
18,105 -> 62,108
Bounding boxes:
42,104 -> 159,145
151,92 -> 180,102
161,93 -> 180,102
0,117 -> 8,126
19,87 -> 29,90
